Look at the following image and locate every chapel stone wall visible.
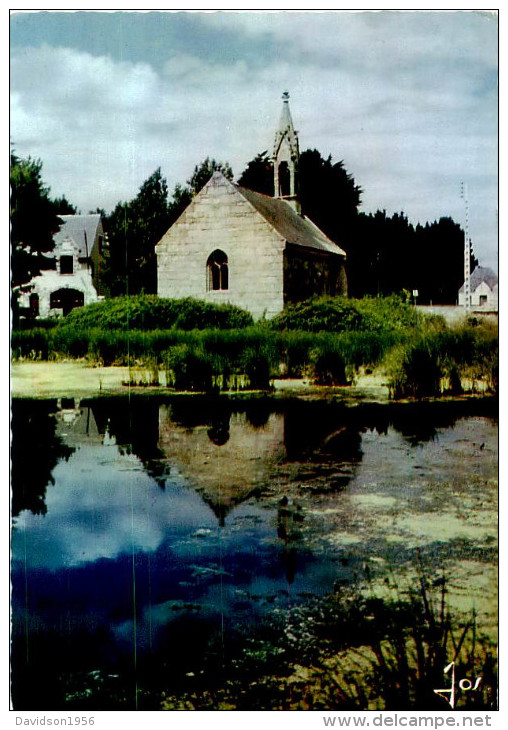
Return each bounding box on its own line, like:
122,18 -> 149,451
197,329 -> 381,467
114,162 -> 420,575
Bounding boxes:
156,174 -> 285,320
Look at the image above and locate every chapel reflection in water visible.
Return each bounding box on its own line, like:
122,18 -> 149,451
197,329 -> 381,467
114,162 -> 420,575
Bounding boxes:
11,395 -> 495,522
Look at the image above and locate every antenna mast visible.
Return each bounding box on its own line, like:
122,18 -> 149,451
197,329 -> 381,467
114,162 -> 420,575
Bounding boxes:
460,182 -> 471,310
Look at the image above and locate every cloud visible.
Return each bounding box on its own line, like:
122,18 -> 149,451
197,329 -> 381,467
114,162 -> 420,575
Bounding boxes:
9,11 -> 498,269
12,441 -> 213,570
201,10 -> 497,74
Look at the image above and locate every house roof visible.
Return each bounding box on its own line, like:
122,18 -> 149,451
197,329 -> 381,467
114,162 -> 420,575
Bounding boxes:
53,214 -> 102,257
459,266 -> 498,293
237,185 -> 346,256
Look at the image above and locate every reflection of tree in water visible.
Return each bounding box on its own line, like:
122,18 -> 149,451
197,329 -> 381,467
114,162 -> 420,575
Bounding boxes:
276,496 -> 304,585
283,398 -> 497,456
388,402 -> 463,446
362,399 -> 496,446
12,396 -> 495,520
99,397 -> 494,506
165,397 -> 233,446
87,396 -> 169,487
167,396 -> 233,431
207,415 -> 230,446
275,398 -> 497,495
11,399 -> 75,517
245,400 -> 271,429
283,402 -> 364,464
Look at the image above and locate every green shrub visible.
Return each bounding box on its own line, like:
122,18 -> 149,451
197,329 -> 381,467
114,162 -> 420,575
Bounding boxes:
270,294 -> 439,335
278,331 -> 315,377
123,356 -> 160,387
11,329 -> 51,360
449,322 -> 498,394
388,339 -> 443,399
353,294 -> 423,333
163,344 -> 215,392
171,298 -> 254,330
334,330 -> 401,369
86,329 -> 134,365
241,347 -> 273,390
49,327 -> 90,359
309,339 -> 349,386
271,296 -> 364,333
61,295 -> 253,331
201,327 -> 270,361
11,307 -> 498,400
15,318 -> 58,331
386,321 -> 499,399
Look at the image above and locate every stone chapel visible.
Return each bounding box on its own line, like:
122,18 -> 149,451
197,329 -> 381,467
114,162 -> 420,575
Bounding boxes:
156,93 -> 347,320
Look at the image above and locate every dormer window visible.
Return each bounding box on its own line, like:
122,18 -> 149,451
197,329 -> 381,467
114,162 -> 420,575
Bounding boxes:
207,250 -> 229,291
60,255 -> 73,275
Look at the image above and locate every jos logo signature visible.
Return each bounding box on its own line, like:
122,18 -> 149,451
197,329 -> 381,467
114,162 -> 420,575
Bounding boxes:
434,661 -> 482,709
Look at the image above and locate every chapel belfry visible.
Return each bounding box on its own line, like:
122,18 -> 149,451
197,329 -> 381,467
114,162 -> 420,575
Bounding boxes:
273,91 -> 300,213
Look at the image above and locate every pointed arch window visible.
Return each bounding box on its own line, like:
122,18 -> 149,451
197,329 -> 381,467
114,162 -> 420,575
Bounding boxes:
207,250 -> 229,291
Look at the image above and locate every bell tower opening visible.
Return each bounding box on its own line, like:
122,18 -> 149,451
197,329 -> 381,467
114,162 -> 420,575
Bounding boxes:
278,161 -> 291,198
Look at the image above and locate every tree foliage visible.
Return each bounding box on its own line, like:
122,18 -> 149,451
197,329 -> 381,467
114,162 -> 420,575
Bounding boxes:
10,152 -> 63,287
237,151 -> 273,196
167,156 -> 234,226
346,212 -> 477,303
52,194 -> 79,215
187,156 -> 233,193
238,147 -> 362,251
298,149 -> 362,244
238,148 -> 475,304
103,168 -> 171,295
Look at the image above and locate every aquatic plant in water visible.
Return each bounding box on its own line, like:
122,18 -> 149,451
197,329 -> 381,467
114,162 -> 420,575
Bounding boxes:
159,574 -> 497,711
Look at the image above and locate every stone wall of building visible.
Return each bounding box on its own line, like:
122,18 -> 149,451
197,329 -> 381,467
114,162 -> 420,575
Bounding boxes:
157,407 -> 286,521
156,174 -> 285,320
283,246 -> 347,304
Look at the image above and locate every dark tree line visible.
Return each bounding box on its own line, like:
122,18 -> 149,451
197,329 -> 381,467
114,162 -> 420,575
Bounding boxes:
239,149 -> 476,304
345,211 -> 477,302
11,147 -> 475,306
11,400 -> 75,517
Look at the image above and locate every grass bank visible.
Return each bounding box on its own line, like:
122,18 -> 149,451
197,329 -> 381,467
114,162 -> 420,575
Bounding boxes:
12,295 -> 498,398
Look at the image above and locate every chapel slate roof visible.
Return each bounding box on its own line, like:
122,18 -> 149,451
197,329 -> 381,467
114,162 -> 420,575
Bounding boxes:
458,266 -> 498,292
237,185 -> 346,257
53,214 -> 102,258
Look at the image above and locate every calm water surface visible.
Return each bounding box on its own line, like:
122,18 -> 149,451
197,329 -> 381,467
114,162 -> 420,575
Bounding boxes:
11,396 -> 498,709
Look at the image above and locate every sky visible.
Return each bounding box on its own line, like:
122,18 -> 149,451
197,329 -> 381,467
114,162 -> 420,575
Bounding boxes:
10,9 -> 498,271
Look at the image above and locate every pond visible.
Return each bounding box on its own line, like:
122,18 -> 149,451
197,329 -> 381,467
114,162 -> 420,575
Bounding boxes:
10,395 -> 498,710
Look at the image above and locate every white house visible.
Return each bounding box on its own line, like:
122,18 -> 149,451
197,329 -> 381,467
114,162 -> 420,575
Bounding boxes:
458,266 -> 498,311
19,214 -> 106,318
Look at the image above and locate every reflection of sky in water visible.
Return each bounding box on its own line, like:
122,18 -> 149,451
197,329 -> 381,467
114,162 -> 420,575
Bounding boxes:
10,398 -> 497,710
11,428 -> 344,664
12,440 -> 218,570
